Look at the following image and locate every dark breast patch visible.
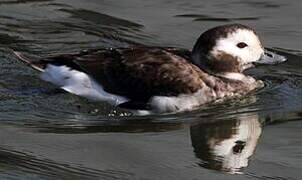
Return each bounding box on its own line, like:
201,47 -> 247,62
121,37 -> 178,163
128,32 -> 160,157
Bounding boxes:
208,51 -> 242,73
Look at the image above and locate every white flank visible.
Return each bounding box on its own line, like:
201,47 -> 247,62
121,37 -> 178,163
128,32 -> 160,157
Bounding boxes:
40,65 -> 128,106
149,87 -> 216,113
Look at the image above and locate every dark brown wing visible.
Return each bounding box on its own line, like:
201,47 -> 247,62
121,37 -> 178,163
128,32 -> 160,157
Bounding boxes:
78,47 -> 205,101
15,47 -> 205,102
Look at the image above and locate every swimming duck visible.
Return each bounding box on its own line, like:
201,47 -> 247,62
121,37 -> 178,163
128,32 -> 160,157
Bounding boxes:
14,24 -> 286,114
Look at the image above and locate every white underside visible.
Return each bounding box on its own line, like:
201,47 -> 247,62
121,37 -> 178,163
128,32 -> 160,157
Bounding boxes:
40,65 -> 215,114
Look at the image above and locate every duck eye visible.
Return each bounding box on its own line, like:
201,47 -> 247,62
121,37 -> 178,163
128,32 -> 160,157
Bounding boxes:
237,42 -> 248,48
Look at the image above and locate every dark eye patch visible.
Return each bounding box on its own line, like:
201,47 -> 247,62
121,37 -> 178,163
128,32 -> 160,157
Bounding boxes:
237,42 -> 248,48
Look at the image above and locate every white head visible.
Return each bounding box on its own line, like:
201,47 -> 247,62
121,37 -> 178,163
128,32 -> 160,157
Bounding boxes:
191,24 -> 286,77
211,28 -> 264,65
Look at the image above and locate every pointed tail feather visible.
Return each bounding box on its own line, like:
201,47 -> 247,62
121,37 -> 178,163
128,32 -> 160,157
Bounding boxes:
13,51 -> 45,72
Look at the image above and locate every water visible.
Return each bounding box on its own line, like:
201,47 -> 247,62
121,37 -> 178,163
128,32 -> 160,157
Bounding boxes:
0,0 -> 302,179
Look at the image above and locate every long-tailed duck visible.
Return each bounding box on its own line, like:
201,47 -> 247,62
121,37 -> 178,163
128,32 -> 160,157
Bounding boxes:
14,24 -> 286,114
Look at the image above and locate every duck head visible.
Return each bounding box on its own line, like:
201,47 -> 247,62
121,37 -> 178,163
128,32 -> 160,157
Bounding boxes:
192,24 -> 286,80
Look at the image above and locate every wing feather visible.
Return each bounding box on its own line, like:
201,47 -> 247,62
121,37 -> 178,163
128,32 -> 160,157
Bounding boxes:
15,47 -> 205,102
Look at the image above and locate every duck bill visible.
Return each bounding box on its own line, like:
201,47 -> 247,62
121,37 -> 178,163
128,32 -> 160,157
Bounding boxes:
254,49 -> 287,65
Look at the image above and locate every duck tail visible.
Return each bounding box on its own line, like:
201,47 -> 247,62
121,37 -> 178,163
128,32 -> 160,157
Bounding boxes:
13,51 -> 45,72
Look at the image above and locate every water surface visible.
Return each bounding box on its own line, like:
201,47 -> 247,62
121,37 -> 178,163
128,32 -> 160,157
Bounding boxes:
0,0 -> 302,179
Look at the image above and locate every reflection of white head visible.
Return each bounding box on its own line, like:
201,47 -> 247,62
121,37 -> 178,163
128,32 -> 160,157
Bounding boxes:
212,115 -> 262,173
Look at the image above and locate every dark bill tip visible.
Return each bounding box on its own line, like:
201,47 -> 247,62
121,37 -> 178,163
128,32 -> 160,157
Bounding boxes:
254,50 -> 287,65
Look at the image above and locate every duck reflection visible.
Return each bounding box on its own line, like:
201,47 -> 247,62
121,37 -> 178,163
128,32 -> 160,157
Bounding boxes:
190,114 -> 262,173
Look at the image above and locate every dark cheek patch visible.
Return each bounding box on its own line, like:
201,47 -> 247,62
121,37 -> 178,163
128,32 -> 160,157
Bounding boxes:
208,52 -> 242,73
